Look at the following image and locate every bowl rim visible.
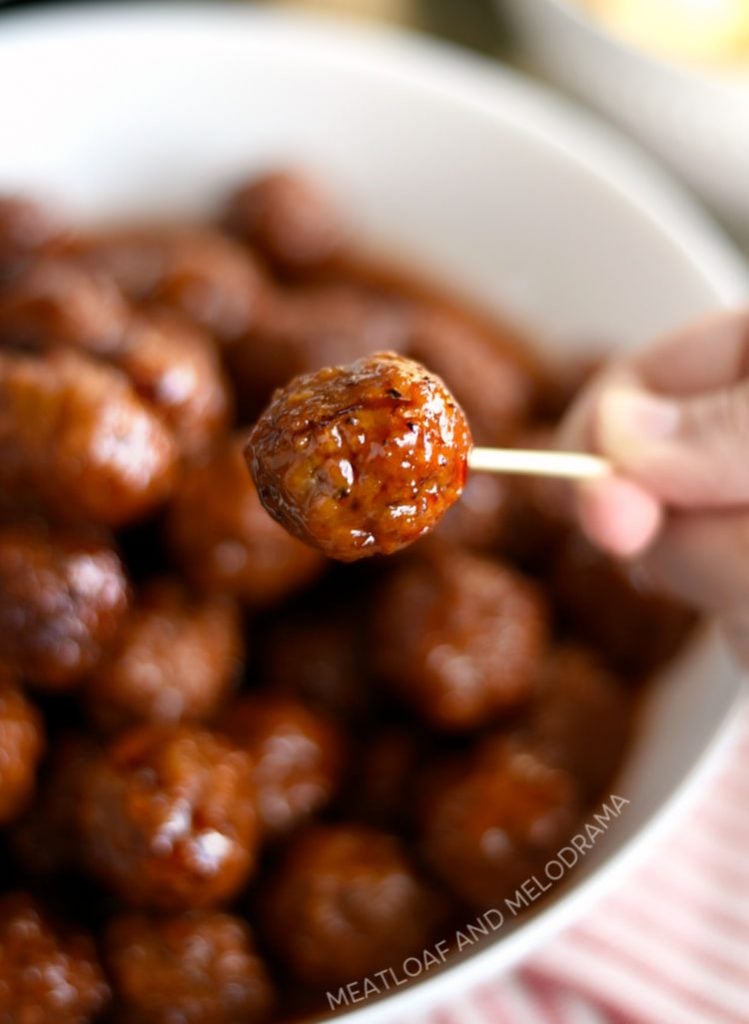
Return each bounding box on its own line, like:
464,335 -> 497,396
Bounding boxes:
520,0 -> 749,90
0,5 -> 747,1020
1,1 -> 747,304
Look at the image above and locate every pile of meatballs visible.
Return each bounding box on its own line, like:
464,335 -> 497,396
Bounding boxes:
0,171 -> 693,1023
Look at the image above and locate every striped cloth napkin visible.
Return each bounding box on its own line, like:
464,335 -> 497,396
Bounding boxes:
425,702 -> 749,1024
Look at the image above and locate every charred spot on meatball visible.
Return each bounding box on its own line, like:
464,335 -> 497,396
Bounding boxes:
78,725 -> 258,910
246,352 -> 472,562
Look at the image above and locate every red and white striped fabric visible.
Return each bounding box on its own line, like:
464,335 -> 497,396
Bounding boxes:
427,703 -> 749,1024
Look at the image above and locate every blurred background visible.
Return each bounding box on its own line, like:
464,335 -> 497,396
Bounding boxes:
4,0 -> 747,248
0,0 -> 507,48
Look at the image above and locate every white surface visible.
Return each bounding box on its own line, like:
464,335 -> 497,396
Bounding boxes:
502,0 -> 749,239
0,6 -> 747,1020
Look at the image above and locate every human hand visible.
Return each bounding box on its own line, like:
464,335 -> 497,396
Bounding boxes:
559,309 -> 749,660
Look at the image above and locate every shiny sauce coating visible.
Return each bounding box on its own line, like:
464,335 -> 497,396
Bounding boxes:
247,352 -> 472,561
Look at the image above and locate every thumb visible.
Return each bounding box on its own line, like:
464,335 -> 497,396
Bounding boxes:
595,380 -> 749,507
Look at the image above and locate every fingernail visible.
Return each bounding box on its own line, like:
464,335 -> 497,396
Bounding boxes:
598,388 -> 679,456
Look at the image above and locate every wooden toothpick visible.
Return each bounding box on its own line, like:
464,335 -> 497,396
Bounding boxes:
468,447 -> 611,481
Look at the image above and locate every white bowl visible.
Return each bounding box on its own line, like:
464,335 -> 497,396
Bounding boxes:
500,0 -> 749,240
0,5 -> 746,1020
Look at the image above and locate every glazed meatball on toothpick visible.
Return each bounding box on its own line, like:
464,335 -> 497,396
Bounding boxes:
245,351 -> 608,562
245,351 -> 473,561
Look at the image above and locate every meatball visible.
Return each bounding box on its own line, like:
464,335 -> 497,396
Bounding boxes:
0,521 -> 130,690
87,581 -> 243,734
374,548 -> 547,730
0,892 -> 110,1024
150,229 -> 270,345
69,228 -> 174,301
0,349 -> 177,526
105,911 -> 274,1024
262,607 -> 370,722
229,284 -> 413,418
224,170 -> 345,273
263,824 -> 435,987
78,726 -> 257,910
0,196 -> 63,279
247,352 -> 472,561
0,676 -> 44,823
72,226 -> 271,343
407,305 -> 539,445
116,311 -> 231,458
0,259 -> 130,356
221,695 -> 343,839
167,434 -> 324,606
553,532 -> 694,676
420,737 -> 579,908
529,646 -> 630,799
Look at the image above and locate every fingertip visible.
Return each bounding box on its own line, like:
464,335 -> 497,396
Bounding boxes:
577,476 -> 663,558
